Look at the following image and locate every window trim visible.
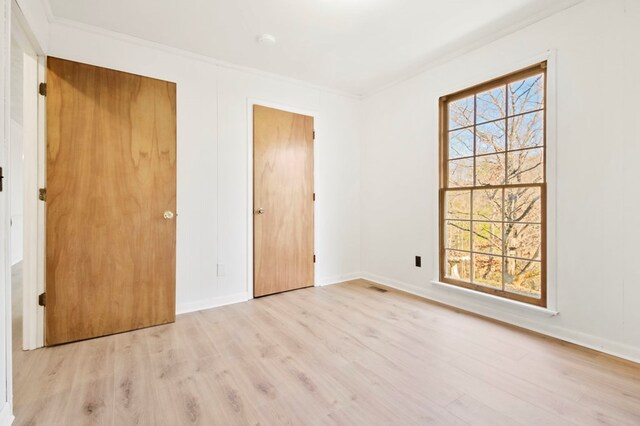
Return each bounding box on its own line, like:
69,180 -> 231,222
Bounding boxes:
438,62 -> 548,308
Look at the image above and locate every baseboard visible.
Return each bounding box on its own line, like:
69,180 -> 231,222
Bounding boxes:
171,272 -> 640,363
176,292 -> 249,315
0,403 -> 14,426
316,272 -> 362,287
175,272 -> 362,315
360,271 -> 640,365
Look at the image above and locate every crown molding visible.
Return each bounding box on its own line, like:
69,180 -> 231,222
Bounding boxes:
40,0 -> 362,100
361,0 -> 584,98
39,0 -> 584,99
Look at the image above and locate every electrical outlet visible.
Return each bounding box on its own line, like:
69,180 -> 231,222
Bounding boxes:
415,256 -> 421,267
217,264 -> 225,277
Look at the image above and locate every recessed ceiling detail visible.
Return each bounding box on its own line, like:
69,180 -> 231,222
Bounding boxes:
47,0 -> 582,96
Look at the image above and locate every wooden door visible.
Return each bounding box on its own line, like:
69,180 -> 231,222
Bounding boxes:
45,57 -> 177,345
253,105 -> 314,297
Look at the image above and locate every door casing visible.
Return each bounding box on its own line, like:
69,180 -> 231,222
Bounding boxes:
11,0 -> 46,350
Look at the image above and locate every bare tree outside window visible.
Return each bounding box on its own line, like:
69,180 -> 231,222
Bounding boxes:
440,63 -> 546,307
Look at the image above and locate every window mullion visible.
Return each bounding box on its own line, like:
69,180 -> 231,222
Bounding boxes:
470,94 -> 477,284
502,84 -> 508,291
501,187 -> 506,291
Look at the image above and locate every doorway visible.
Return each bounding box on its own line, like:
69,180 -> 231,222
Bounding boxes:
252,105 -> 315,297
10,0 -> 45,354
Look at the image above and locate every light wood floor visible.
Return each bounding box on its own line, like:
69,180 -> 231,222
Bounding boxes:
11,265 -> 640,425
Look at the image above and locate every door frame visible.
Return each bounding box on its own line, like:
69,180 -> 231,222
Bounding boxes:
246,99 -> 318,300
11,0 -> 46,350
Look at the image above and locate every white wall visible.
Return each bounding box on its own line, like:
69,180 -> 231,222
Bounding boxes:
361,0 -> 640,363
46,21 -> 362,314
1,0 -> 15,423
9,120 -> 22,266
10,38 -> 23,266
9,39 -> 20,125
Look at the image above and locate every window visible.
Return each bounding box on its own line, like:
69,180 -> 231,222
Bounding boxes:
439,62 -> 547,307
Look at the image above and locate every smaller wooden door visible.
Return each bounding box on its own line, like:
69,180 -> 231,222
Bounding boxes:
253,105 -> 314,297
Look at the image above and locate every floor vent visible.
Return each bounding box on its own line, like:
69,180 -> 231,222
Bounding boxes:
368,286 -> 388,293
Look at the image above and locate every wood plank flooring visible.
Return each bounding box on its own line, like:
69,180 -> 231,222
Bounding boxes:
11,264 -> 640,425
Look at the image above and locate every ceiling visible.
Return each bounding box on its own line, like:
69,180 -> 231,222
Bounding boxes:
47,0 -> 581,96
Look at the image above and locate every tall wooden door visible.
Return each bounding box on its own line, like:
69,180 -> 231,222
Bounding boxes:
45,57 -> 177,345
253,105 -> 314,297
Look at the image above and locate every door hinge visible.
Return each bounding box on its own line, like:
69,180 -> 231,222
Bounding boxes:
0,166 -> 4,192
38,188 -> 47,201
38,292 -> 46,306
313,254 -> 316,263
39,82 -> 47,96
313,193 -> 315,201
313,130 -> 315,140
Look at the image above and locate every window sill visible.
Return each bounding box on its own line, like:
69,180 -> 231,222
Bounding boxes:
430,280 -> 559,317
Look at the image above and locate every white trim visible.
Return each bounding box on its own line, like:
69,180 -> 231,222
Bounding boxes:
46,17 -> 360,101
430,280 -> 558,317
0,403 -> 14,426
38,0 -> 583,99
246,99 -> 319,300
2,0 -> 13,420
362,1 -> 582,98
11,1 -> 45,350
176,292 -> 248,316
544,50 -> 558,313
33,55 -> 45,349
433,50 -> 558,313
361,272 -> 640,364
19,51 -> 39,350
316,272 -> 361,287
17,45 -> 42,350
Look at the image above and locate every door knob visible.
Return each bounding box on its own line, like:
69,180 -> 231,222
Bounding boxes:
164,211 -> 174,220
256,208 -> 265,214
